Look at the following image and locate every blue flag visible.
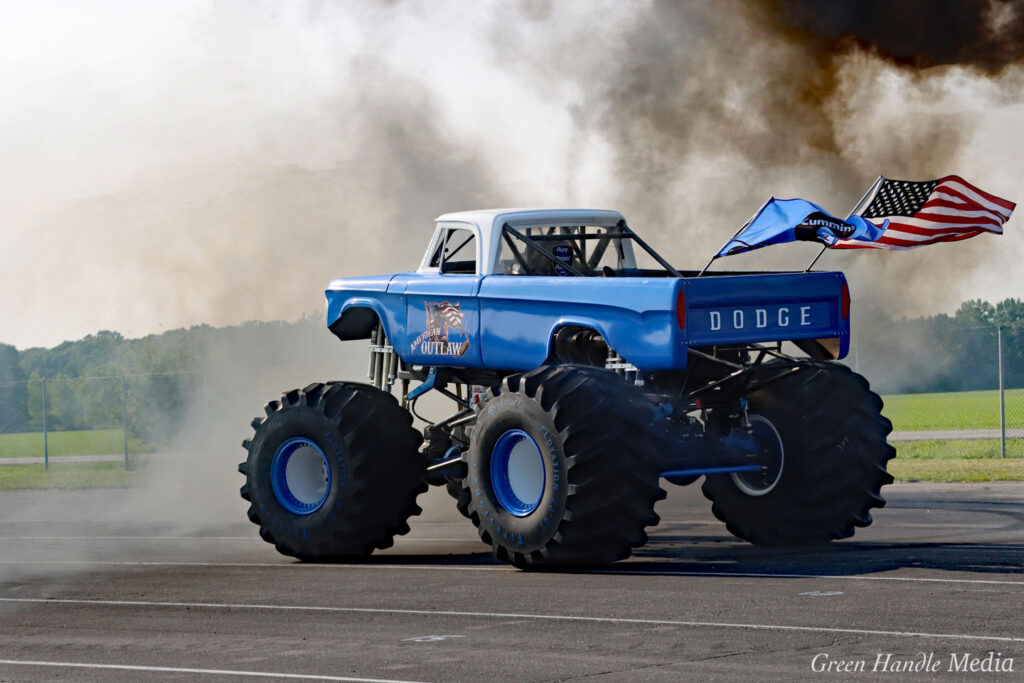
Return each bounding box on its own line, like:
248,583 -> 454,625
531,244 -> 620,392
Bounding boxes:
717,198 -> 888,258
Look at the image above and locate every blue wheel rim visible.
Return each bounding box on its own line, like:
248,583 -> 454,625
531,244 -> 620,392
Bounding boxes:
270,437 -> 332,515
490,429 -> 545,517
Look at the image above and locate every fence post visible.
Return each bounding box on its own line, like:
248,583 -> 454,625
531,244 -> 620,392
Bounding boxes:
121,375 -> 129,468
41,378 -> 48,471
202,370 -> 208,440
998,325 -> 1006,459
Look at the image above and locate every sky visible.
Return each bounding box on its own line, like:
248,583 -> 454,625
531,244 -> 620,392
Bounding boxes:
1,0 -> 1022,349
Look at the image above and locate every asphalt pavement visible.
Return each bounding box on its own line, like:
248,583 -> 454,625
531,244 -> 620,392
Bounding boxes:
0,481 -> 1021,681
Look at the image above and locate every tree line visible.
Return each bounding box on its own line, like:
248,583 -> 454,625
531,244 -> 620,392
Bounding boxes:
0,318 -> 326,438
1,299 -> 1023,435
855,298 -> 1024,395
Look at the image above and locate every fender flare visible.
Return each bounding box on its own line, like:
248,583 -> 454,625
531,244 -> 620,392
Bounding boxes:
329,300 -> 390,341
546,319 -> 613,363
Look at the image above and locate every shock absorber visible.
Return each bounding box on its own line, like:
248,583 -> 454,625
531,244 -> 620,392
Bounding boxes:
374,325 -> 386,390
367,323 -> 379,385
368,322 -> 392,390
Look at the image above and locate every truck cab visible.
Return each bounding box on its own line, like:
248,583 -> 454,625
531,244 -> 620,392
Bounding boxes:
417,209 -> 638,277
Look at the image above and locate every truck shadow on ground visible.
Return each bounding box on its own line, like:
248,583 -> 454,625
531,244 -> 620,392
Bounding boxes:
319,537 -> 1024,578
616,535 -> 1024,577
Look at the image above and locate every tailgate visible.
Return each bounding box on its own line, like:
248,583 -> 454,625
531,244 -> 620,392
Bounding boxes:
680,271 -> 849,349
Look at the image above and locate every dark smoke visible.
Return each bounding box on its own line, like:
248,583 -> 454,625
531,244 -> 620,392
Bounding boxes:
500,0 -> 1022,314
767,0 -> 1024,73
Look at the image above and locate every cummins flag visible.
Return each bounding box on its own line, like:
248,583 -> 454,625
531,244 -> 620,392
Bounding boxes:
833,176 -> 1015,249
716,198 -> 887,258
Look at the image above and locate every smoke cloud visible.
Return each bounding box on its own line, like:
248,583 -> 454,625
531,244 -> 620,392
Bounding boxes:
1,2 -> 511,349
3,0 -> 1021,350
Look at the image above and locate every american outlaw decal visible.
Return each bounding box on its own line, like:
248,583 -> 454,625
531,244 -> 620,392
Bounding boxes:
410,301 -> 470,357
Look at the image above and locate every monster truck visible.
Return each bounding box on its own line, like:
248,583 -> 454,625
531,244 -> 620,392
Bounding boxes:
239,209 -> 894,566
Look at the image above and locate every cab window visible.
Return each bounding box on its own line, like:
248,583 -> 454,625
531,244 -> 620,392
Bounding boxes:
429,227 -> 477,275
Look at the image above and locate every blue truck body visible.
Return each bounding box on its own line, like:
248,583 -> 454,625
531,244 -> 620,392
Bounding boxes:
325,209 -> 851,372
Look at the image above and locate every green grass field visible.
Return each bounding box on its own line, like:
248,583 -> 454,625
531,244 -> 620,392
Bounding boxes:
0,428 -> 150,459
878,389 -> 1024,480
881,388 -> 1024,431
889,440 -> 1024,482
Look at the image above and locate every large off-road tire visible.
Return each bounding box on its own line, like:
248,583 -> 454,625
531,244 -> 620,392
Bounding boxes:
446,477 -> 472,519
238,382 -> 425,560
701,361 -> 894,546
464,365 -> 666,567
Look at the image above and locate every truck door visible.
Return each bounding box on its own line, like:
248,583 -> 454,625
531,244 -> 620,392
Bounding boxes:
399,224 -> 484,367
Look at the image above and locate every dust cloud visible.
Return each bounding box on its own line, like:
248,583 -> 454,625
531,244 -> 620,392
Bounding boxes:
4,1 -> 1022,346
2,1 -> 1023,559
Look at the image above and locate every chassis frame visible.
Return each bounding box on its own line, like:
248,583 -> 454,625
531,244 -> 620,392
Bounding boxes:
366,319 -> 819,488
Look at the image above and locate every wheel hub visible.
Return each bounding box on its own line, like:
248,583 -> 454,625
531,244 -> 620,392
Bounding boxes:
490,429 -> 545,517
270,437 -> 331,515
730,415 -> 784,497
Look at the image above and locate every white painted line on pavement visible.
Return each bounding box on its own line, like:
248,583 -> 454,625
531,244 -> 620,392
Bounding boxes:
0,536 -> 255,541
584,569 -> 1024,586
1,597 -> 1021,643
0,658 -> 423,682
0,535 -> 472,543
1,559 -> 1022,586
888,528 -> 999,532
925,544 -> 1024,551
0,559 -> 511,571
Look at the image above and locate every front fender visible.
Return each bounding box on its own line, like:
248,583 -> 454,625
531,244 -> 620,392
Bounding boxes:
326,274 -> 405,343
328,299 -> 392,340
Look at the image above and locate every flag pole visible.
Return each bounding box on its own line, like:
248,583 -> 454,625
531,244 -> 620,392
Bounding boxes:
698,197 -> 773,276
804,175 -> 884,272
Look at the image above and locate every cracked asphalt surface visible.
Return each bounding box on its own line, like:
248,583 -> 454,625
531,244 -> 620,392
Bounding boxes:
0,481 -> 1021,681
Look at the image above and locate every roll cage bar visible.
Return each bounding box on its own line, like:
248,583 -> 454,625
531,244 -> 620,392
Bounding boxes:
500,220 -> 682,277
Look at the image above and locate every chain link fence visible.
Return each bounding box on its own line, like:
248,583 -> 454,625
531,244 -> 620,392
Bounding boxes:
0,372 -> 203,468
856,325 -> 1024,457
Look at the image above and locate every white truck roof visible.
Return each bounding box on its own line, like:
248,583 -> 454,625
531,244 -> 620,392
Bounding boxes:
435,208 -> 625,226
425,209 -> 627,275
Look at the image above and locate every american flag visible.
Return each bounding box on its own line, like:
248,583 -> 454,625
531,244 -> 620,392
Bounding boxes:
438,302 -> 463,330
426,301 -> 463,335
833,175 -> 1015,250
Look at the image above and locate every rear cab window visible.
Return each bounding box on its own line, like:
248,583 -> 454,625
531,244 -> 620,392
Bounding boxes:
497,224 -> 637,276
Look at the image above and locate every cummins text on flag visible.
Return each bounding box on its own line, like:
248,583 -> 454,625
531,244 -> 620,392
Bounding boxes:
716,198 -> 887,258
833,176 -> 1015,249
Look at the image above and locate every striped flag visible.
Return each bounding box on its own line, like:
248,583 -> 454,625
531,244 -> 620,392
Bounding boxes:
438,302 -> 464,331
833,176 -> 1015,250
426,301 -> 464,336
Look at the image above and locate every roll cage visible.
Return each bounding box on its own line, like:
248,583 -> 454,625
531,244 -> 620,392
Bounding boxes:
496,221 -> 682,277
